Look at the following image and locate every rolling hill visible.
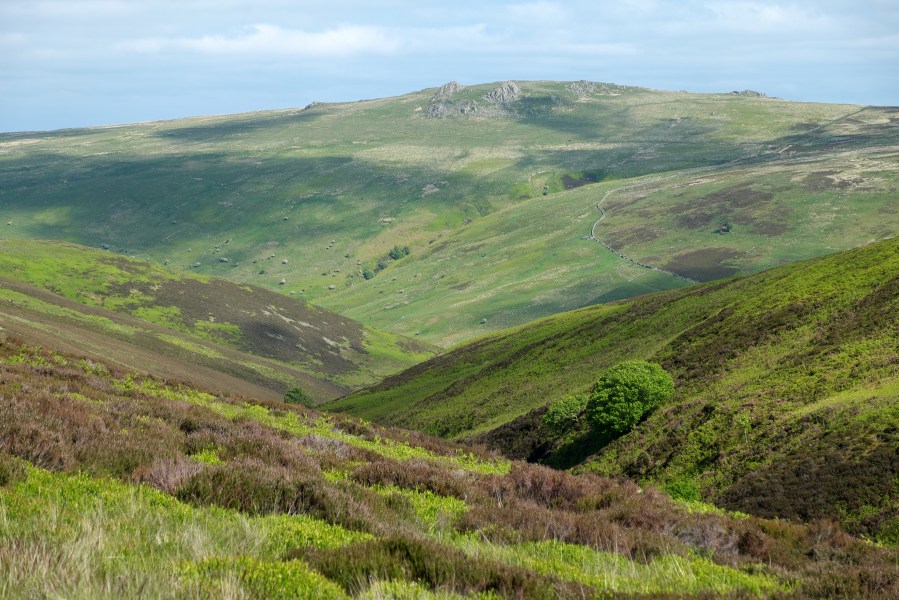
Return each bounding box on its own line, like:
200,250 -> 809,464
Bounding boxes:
2,81 -> 897,344
3,79 -> 899,597
326,237 -> 899,543
0,240 -> 432,401
2,336 -> 896,598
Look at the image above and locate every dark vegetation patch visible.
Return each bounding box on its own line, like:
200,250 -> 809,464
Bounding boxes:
815,275 -> 899,348
174,460 -> 407,534
802,170 -> 839,192
0,276 -> 343,402
748,215 -> 791,235
666,182 -> 786,236
561,171 -> 602,190
719,433 -> 899,541
468,406 -> 550,461
350,459 -> 471,499
295,536 -> 587,599
662,247 -> 743,281
458,242 -> 487,254
470,406 -> 619,470
659,301 -> 820,383
115,277 -> 367,372
768,106 -> 899,155
802,171 -> 863,192
426,240 -> 450,254
603,225 -> 663,248
0,242 -> 433,397
0,452 -> 27,487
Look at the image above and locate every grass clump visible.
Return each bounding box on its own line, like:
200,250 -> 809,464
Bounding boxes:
296,535 -> 588,599
182,556 -> 347,599
0,466 -> 363,598
454,537 -> 783,596
0,453 -> 26,487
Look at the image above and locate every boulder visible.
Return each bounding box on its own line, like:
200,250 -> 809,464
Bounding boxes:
484,81 -> 521,104
433,81 -> 464,100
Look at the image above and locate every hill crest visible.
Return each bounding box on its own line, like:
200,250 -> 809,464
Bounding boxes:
3,80 -> 896,344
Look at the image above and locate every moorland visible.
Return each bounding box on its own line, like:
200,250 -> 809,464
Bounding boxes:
2,81 -> 896,345
1,80 -> 897,598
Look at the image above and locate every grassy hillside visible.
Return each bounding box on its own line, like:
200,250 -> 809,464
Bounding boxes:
2,338 -> 896,598
2,81 -> 896,344
0,240 -> 432,400
327,237 -> 899,542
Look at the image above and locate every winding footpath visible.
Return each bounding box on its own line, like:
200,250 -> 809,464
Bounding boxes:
588,179 -> 697,284
587,106 -> 887,286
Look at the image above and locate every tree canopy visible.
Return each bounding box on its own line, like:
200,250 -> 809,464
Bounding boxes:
586,360 -> 674,434
284,386 -> 314,407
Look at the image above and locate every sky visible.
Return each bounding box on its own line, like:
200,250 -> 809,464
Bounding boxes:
1,0 -> 897,132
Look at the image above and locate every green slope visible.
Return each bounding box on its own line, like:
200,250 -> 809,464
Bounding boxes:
327,237 -> 899,542
0,240 -> 432,400
2,81 -> 896,344
2,338 -> 896,598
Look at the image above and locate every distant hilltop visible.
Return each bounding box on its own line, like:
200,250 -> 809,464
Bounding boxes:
730,89 -> 769,98
423,79 -> 637,119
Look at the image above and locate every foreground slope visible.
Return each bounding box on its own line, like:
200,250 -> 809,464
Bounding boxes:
2,338 -> 896,598
328,237 -> 899,542
2,81 -> 897,344
0,240 -> 432,400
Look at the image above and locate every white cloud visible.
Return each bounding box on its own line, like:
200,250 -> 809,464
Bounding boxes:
123,24 -> 400,57
398,24 -> 506,53
704,2 -> 835,33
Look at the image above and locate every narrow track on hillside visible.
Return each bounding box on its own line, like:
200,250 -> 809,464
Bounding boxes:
586,106 -> 891,284
588,177 -> 697,284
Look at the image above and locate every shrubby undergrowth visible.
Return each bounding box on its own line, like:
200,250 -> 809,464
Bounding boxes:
1,338 -> 897,598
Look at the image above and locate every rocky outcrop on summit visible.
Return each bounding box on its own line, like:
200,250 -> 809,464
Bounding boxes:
426,81 -> 468,118
565,81 -> 633,97
433,81 -> 464,100
566,80 -> 597,96
423,80 -> 554,119
484,81 -> 521,104
730,89 -> 768,98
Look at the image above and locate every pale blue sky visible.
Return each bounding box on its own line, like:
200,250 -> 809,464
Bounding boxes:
1,0 -> 897,132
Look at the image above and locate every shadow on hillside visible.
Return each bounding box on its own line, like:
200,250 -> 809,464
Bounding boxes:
536,429 -> 618,470
470,405 -> 622,471
153,109 -> 325,142
766,106 -> 899,156
0,148 -> 474,253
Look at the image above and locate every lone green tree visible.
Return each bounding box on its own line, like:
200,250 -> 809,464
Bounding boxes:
284,386 -> 314,407
586,360 -> 674,434
542,393 -> 589,435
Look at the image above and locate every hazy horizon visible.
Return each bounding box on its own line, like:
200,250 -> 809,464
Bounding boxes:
2,0 -> 897,133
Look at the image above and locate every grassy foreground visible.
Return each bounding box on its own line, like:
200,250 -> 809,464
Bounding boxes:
327,237 -> 899,543
2,339 -> 896,597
